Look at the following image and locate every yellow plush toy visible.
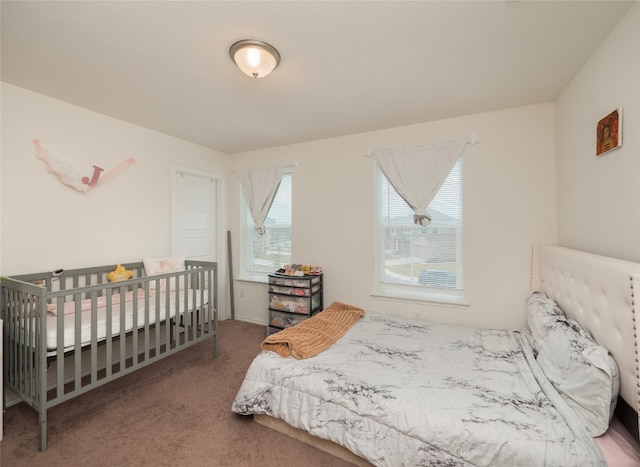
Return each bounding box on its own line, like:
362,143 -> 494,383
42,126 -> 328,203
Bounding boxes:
107,264 -> 133,282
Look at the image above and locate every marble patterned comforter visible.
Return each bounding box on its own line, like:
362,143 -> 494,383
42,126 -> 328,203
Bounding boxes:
232,313 -> 606,466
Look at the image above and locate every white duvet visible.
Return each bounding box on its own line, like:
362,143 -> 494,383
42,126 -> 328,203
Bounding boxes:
232,313 -> 606,467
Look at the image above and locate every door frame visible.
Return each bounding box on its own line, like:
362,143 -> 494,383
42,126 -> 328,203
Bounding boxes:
172,166 -> 227,319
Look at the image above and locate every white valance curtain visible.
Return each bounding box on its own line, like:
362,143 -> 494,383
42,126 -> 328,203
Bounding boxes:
368,139 -> 467,226
237,166 -> 285,235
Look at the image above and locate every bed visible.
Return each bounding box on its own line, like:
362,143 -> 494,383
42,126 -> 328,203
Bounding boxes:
1,258 -> 218,451
232,245 -> 640,466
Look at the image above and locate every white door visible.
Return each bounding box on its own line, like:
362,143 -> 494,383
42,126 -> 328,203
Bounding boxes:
174,170 -> 217,261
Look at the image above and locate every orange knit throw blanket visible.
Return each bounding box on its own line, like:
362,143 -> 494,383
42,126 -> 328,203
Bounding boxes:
261,301 -> 365,359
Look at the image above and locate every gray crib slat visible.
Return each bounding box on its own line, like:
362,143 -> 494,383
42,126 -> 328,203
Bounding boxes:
181,277 -> 189,344
205,271 -> 211,335
199,274 -> 206,335
4,290 -> 11,386
170,284 -> 177,348
119,287 -> 126,372
90,290 -> 98,384
164,281 -> 171,350
37,288 -> 48,452
105,289 -> 113,379
13,292 -> 22,391
73,293 -> 82,392
18,294 -> 25,396
15,293 -> 22,395
186,275 -> 191,343
190,275 -> 194,344
55,296 -> 66,399
27,294 -> 34,396
72,293 -> 82,391
192,272 -> 199,335
25,293 -> 33,399
4,290 -> 12,389
151,282 -> 160,357
142,286 -> 148,362
142,288 -> 148,362
16,295 -> 24,396
146,281 -> 158,358
9,291 -> 18,393
188,273 -> 194,342
23,294 -> 31,398
185,275 -> 190,343
165,282 -> 170,345
131,285 -> 138,366
179,274 -> 185,344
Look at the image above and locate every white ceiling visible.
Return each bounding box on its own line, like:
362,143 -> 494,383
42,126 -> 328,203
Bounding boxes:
1,1 -> 634,154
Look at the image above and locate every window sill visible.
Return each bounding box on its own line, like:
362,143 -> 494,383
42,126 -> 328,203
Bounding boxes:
235,273 -> 269,285
371,285 -> 469,308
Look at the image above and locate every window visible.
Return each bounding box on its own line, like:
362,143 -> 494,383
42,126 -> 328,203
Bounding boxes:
375,159 -> 464,303
241,172 -> 292,276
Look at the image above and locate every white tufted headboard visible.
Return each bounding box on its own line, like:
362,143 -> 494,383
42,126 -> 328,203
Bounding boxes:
531,244 -> 640,438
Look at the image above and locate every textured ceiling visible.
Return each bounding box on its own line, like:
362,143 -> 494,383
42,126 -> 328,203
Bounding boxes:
1,1 -> 634,154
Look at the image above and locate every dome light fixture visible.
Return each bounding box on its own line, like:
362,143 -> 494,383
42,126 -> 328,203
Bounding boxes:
229,39 -> 281,79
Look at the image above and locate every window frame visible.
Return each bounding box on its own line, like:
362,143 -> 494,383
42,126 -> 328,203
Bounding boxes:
372,160 -> 467,306
238,171 -> 292,283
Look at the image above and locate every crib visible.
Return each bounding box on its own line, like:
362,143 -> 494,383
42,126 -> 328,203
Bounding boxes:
1,260 -> 218,451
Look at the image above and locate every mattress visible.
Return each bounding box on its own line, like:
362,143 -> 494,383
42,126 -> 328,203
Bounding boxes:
232,312 -> 606,467
42,289 -> 207,352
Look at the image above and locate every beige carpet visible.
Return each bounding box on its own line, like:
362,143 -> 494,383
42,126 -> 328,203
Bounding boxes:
1,319 -> 354,467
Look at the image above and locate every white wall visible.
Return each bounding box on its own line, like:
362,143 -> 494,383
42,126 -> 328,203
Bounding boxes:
556,3 -> 640,261
230,103 -> 557,330
0,83 -> 232,317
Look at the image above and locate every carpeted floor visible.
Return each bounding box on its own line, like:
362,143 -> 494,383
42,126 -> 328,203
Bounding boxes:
1,319 -> 354,467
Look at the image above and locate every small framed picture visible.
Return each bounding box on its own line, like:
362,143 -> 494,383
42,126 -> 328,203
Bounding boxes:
596,108 -> 622,156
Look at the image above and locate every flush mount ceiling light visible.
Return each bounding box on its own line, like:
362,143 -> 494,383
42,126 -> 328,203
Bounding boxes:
229,39 -> 281,78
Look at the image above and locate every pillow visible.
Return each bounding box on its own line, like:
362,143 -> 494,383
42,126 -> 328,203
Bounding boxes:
536,317 -> 619,437
143,255 -> 186,291
523,291 -> 565,355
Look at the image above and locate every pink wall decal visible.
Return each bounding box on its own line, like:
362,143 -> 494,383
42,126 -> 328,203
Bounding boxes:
34,139 -> 135,192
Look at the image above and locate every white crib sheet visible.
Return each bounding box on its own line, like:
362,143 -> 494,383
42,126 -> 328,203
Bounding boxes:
43,289 -> 207,352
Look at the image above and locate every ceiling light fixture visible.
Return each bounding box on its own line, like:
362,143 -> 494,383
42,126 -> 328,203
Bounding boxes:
229,39 -> 281,79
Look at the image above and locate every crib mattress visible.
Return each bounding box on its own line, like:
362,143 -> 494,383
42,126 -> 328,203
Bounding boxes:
42,289 -> 207,352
